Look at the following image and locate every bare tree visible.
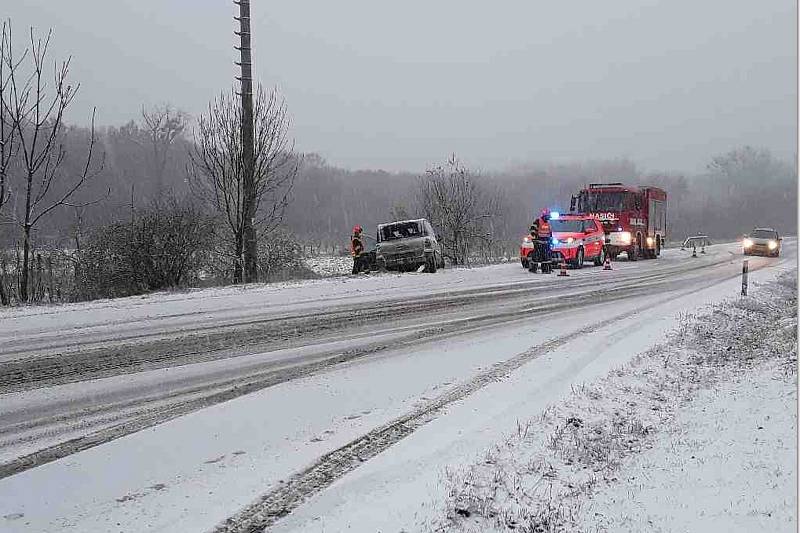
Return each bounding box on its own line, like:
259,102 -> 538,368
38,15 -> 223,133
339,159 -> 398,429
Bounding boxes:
4,27 -> 103,302
189,85 -> 297,283
0,22 -> 14,307
141,103 -> 189,195
416,155 -> 504,265
0,20 -> 22,224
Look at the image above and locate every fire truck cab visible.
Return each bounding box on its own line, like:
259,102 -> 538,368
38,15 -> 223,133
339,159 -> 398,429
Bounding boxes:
571,183 -> 667,261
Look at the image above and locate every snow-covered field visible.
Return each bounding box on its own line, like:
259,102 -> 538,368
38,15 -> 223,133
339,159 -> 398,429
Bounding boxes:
302,255 -> 352,277
0,240 -> 795,532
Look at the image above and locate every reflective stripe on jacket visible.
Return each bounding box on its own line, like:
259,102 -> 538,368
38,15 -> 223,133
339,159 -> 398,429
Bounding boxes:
538,220 -> 552,238
351,234 -> 364,257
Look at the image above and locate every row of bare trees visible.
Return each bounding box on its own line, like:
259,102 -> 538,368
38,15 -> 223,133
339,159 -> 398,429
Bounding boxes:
0,21 -> 300,304
0,20 -> 794,304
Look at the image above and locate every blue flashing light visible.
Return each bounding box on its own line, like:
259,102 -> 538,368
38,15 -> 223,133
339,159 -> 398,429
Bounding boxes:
551,237 -> 559,245
550,211 -> 560,220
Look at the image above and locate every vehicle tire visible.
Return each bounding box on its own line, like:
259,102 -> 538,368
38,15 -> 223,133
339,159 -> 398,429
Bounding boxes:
425,254 -> 437,273
437,253 -> 445,269
627,247 -> 638,261
573,247 -> 584,269
656,238 -> 661,258
528,262 -> 539,273
593,247 -> 606,267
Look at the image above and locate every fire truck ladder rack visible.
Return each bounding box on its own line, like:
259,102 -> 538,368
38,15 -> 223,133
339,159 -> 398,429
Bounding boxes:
589,182 -> 624,188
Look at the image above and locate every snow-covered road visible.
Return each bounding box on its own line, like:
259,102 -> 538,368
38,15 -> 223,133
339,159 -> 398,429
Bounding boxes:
0,240 -> 795,532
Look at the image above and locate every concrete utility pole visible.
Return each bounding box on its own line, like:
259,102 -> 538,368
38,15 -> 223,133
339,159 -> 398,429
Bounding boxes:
235,0 -> 258,282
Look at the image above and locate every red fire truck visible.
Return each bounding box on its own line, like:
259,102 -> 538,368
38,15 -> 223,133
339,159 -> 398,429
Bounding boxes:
570,183 -> 667,261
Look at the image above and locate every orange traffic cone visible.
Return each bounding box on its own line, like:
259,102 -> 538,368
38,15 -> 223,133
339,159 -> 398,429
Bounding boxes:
558,261 -> 569,277
603,255 -> 612,270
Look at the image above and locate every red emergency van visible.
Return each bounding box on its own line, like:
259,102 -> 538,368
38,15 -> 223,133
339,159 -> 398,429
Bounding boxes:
520,213 -> 606,269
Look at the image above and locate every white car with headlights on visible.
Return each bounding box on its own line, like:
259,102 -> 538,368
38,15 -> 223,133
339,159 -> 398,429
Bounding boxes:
743,227 -> 782,257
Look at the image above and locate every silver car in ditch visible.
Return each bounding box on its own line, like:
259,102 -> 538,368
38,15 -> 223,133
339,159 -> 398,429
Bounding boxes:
375,219 -> 445,272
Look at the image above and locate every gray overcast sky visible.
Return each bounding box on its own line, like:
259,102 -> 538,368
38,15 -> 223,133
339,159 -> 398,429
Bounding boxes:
5,0 -> 797,173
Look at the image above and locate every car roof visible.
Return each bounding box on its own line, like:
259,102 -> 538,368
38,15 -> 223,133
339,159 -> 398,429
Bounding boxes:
377,219 -> 426,228
556,213 -> 599,220
753,227 -> 776,232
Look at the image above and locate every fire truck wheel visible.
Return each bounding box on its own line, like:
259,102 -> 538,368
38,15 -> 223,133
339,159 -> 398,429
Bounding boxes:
573,247 -> 584,269
656,238 -> 661,257
627,247 -> 638,261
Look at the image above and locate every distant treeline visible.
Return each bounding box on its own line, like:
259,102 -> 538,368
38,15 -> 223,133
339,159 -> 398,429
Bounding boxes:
1,118 -> 795,251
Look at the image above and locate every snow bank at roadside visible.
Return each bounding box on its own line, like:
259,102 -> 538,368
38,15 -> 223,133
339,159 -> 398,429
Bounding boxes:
577,358 -> 795,532
432,271 -> 797,533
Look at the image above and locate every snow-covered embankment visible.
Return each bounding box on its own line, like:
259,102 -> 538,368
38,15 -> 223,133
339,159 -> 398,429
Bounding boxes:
436,271 -> 797,532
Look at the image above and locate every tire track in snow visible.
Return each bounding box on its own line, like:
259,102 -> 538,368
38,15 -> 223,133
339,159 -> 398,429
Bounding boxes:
0,249 -> 776,482
211,261 -> 767,533
0,274 -> 694,480
0,254 -> 732,394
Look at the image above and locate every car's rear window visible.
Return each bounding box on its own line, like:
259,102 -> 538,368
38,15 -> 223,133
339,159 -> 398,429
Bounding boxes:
751,229 -> 777,239
379,222 -> 424,241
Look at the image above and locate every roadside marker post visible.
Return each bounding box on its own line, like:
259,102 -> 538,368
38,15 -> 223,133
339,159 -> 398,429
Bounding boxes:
691,244 -> 697,258
558,261 -> 569,277
741,260 -> 749,296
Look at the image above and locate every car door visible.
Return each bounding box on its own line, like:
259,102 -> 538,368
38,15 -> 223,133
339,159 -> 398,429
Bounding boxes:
584,219 -> 601,258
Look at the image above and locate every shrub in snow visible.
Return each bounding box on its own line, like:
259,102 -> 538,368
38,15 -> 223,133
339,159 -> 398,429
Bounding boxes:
74,198 -> 215,300
256,231 -> 317,282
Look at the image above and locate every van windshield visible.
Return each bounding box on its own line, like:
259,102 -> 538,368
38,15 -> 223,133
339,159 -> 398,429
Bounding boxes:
379,221 -> 424,241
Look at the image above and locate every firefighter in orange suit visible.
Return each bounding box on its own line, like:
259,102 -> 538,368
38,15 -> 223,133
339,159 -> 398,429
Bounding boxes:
351,225 -> 365,274
529,210 -> 553,273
